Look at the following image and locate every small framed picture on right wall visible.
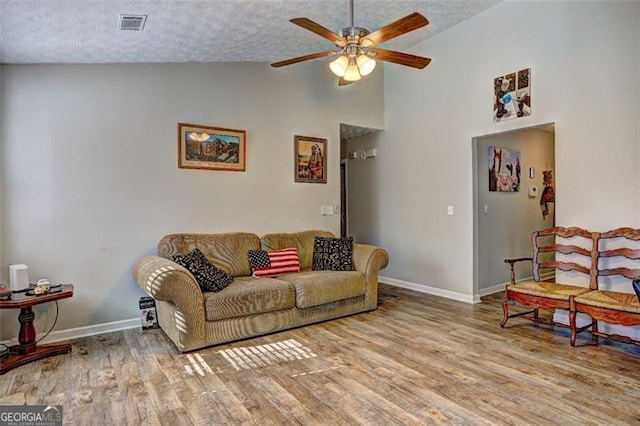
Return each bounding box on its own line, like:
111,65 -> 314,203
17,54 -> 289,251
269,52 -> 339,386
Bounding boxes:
493,68 -> 531,122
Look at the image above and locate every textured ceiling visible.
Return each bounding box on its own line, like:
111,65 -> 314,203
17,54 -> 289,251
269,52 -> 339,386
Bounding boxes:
0,0 -> 501,64
0,0 -> 501,140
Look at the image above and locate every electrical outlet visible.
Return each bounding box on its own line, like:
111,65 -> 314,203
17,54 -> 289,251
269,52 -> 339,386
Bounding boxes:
447,205 -> 454,216
321,205 -> 333,215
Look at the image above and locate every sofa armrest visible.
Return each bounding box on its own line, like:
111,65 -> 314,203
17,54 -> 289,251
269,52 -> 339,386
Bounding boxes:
352,244 -> 389,309
353,243 -> 389,274
133,256 -> 205,350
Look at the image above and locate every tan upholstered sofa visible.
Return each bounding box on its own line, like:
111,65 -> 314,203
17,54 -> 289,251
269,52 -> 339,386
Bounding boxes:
133,230 -> 389,352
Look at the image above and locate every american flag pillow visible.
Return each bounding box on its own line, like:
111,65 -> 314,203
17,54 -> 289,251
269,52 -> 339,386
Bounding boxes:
248,247 -> 300,278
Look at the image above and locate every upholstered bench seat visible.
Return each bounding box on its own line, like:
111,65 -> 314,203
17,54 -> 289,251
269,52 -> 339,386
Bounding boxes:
574,290 -> 640,314
507,281 -> 591,300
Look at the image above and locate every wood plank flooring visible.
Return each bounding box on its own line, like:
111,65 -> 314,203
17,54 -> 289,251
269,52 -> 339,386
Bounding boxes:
2,283 -> 640,425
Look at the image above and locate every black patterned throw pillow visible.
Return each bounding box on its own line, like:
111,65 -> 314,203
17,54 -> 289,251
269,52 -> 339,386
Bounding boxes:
172,248 -> 233,292
312,236 -> 354,271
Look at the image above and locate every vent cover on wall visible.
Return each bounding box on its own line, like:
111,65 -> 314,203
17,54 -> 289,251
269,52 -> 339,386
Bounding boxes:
118,15 -> 147,31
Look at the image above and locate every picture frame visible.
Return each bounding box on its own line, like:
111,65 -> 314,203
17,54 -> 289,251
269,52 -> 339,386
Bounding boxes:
178,123 -> 246,171
493,68 -> 531,122
294,135 -> 327,183
488,146 -> 521,192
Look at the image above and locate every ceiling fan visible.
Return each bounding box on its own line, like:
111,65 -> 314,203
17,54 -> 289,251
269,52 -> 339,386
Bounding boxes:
271,0 -> 432,86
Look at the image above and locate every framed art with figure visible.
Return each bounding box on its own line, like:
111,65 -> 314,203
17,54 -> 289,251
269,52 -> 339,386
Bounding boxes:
178,123 -> 246,171
294,135 -> 327,183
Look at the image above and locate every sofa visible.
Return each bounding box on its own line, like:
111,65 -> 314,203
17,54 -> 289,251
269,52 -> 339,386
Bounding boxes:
133,230 -> 389,352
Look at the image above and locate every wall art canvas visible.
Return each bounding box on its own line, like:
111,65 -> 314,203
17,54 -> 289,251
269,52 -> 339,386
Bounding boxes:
540,170 -> 555,219
295,135 -> 327,183
178,123 -> 246,171
488,146 -> 521,192
493,68 -> 531,122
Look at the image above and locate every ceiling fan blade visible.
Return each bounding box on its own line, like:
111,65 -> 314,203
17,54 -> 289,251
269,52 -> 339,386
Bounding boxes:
368,48 -> 431,69
290,18 -> 346,46
361,12 -> 429,47
338,78 -> 353,87
271,51 -> 336,68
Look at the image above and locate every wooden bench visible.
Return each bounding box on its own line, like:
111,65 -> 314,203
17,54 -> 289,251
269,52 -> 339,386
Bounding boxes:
569,227 -> 640,346
501,227 -> 599,329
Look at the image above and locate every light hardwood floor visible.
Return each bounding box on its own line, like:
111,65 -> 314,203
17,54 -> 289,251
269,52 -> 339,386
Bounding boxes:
2,283 -> 640,425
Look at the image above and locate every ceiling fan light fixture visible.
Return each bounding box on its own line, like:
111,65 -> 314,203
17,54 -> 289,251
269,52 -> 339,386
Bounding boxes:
329,55 -> 349,77
356,54 -> 376,76
343,60 -> 361,81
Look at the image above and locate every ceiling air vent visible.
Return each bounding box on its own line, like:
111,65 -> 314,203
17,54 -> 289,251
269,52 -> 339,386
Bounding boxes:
118,14 -> 147,31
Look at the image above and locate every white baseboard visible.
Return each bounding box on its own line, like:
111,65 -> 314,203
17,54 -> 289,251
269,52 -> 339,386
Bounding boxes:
1,317 -> 141,347
381,271 -> 556,303
478,283 -> 505,297
379,276 -> 480,304
476,271 -> 556,298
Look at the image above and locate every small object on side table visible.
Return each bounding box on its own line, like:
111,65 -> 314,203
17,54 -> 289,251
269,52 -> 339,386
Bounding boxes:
0,284 -> 11,300
33,284 -> 50,295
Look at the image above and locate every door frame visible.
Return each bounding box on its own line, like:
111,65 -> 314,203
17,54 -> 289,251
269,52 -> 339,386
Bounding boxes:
472,122 -> 556,299
340,159 -> 349,237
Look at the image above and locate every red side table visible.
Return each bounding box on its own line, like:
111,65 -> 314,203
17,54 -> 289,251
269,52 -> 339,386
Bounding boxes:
0,284 -> 74,375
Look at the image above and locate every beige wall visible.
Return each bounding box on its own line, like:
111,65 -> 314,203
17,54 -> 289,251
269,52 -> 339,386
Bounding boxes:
347,1 -> 640,301
0,62 -> 384,340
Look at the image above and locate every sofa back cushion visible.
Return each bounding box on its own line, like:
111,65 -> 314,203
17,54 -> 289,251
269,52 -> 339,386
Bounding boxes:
158,232 -> 260,277
261,230 -> 335,270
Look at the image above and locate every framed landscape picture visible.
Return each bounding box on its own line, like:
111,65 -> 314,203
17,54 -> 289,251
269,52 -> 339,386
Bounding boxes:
294,135 -> 327,183
178,123 -> 246,171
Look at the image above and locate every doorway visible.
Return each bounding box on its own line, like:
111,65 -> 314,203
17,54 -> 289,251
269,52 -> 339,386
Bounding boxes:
472,123 -> 556,298
340,159 -> 348,237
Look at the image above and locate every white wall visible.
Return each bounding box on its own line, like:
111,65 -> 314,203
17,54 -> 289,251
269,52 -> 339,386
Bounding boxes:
0,62 -> 384,340
0,65 -> 2,278
348,1 -> 640,301
476,128 -> 555,293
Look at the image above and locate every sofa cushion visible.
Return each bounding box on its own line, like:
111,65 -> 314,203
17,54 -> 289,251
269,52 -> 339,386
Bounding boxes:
172,248 -> 233,292
261,230 -> 335,270
203,276 -> 295,321
158,232 -> 260,277
248,247 -> 301,278
312,236 -> 354,271
277,270 -> 365,308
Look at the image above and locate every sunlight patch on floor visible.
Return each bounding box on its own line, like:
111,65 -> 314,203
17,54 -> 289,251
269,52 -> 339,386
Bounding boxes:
217,339 -> 317,371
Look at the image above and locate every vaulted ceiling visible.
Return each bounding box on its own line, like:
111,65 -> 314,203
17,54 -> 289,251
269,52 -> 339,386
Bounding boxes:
0,0 -> 502,140
0,0 -> 501,64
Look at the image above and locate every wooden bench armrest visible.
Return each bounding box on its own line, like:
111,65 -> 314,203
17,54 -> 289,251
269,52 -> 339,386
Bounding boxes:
504,257 -> 533,265
504,257 -> 533,285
